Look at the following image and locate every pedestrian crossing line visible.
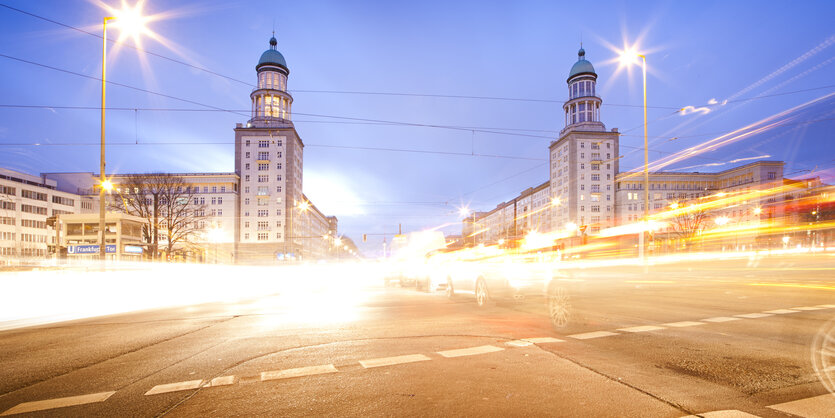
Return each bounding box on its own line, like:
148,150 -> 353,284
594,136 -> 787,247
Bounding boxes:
702,316 -> 743,323
523,337 -> 564,344
207,375 -> 236,387
0,391 -> 116,416
767,393 -> 835,417
734,313 -> 774,319
506,340 -> 534,347
145,379 -> 204,395
437,345 -> 504,358
681,410 -> 761,417
260,364 -> 338,382
618,325 -> 666,333
568,331 -> 619,340
359,354 -> 431,368
763,309 -> 799,314
663,321 -> 705,328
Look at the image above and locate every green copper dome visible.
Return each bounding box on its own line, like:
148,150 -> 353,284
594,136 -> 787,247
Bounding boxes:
568,48 -> 596,80
257,36 -> 288,71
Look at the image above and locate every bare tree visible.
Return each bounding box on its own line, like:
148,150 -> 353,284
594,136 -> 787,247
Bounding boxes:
107,173 -> 206,261
670,204 -> 708,241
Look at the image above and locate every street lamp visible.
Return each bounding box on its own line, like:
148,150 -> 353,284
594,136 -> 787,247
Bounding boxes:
99,5 -> 149,260
619,48 -> 649,262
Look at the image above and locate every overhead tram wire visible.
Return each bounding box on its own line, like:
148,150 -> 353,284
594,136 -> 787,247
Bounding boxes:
3,4 -> 832,110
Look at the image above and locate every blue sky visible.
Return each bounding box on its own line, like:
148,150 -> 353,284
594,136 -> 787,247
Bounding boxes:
1,0 -> 833,255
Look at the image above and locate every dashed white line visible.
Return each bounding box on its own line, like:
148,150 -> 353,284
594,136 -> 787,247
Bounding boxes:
0,391 -> 115,416
681,410 -> 761,417
568,331 -> 619,340
524,337 -> 564,344
437,345 -> 504,358
734,313 -> 774,319
663,321 -> 705,328
145,380 -> 203,395
208,375 -> 236,387
816,304 -> 835,308
767,393 -> 835,417
359,354 -> 431,368
702,317 -> 743,323
763,309 -> 799,314
618,325 -> 666,333
792,306 -> 825,311
260,364 -> 338,381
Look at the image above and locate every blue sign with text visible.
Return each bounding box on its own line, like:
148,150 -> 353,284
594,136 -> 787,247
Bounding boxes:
67,244 -> 116,254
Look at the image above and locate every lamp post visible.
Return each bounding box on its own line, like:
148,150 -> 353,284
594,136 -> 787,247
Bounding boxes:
98,5 -> 149,260
619,49 -> 649,262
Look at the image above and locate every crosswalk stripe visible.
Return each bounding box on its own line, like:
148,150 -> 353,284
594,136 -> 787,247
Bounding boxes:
506,340 -> 533,347
663,321 -> 704,328
0,391 -> 115,416
437,345 -> 504,358
763,309 -> 799,314
734,313 -> 773,319
208,375 -> 236,387
568,331 -> 619,340
767,393 -> 835,417
681,410 -> 761,417
359,354 -> 431,368
702,317 -> 743,323
145,380 -> 203,395
618,325 -> 666,333
260,364 -> 338,381
524,337 -> 564,344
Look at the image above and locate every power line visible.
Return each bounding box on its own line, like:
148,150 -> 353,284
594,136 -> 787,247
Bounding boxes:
4,3 -> 832,111
0,3 -> 253,88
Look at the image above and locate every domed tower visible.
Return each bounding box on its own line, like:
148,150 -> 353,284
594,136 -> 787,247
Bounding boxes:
235,35 -> 305,262
562,48 -> 605,134
549,47 -> 619,237
250,36 -> 293,126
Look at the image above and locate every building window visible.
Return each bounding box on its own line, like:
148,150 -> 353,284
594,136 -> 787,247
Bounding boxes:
259,140 -> 270,148
276,163 -> 282,170
245,198 -> 250,205
276,140 -> 283,147
245,140 -> 250,147
276,186 -> 282,192
245,175 -> 250,182
591,206 -> 600,212
245,152 -> 250,158
258,163 -> 269,171
277,151 -> 282,158
244,233 -> 250,239
211,197 -> 216,205
258,151 -> 269,160
591,174 -> 600,181
276,175 -> 282,181
767,172 -> 776,180
221,186 -> 226,193
257,210 -> 269,217
258,175 -> 268,183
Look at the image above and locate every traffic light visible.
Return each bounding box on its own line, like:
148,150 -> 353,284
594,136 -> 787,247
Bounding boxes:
362,234 -> 367,242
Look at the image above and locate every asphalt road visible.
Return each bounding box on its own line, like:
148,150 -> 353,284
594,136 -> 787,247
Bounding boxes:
0,253 -> 834,417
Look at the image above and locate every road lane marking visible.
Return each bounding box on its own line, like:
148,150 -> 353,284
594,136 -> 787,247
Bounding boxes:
817,304 -> 835,308
618,325 -> 666,333
703,317 -> 743,323
359,354 -> 431,368
568,331 -> 619,340
437,345 -> 504,358
663,321 -> 705,328
506,340 -> 533,347
734,313 -> 774,319
0,391 -> 115,416
767,393 -> 835,417
523,337 -> 564,344
682,410 -> 761,417
261,364 -> 338,381
763,309 -> 800,314
750,283 -> 835,290
208,376 -> 236,387
792,306 -> 826,311
145,380 -> 203,395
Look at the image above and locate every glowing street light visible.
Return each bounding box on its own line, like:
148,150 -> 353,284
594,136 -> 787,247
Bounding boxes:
753,207 -> 762,215
670,202 -> 679,210
98,2 -> 150,260
551,197 -> 561,206
618,46 -> 649,262
459,206 -> 471,217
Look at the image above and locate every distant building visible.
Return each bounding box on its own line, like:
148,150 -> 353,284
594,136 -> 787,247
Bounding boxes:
463,48 -> 812,248
0,168 -> 94,259
6,36 -> 336,263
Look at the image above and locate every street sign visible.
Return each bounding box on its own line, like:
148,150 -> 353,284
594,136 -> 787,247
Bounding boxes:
67,244 -> 116,254
124,245 -> 143,254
